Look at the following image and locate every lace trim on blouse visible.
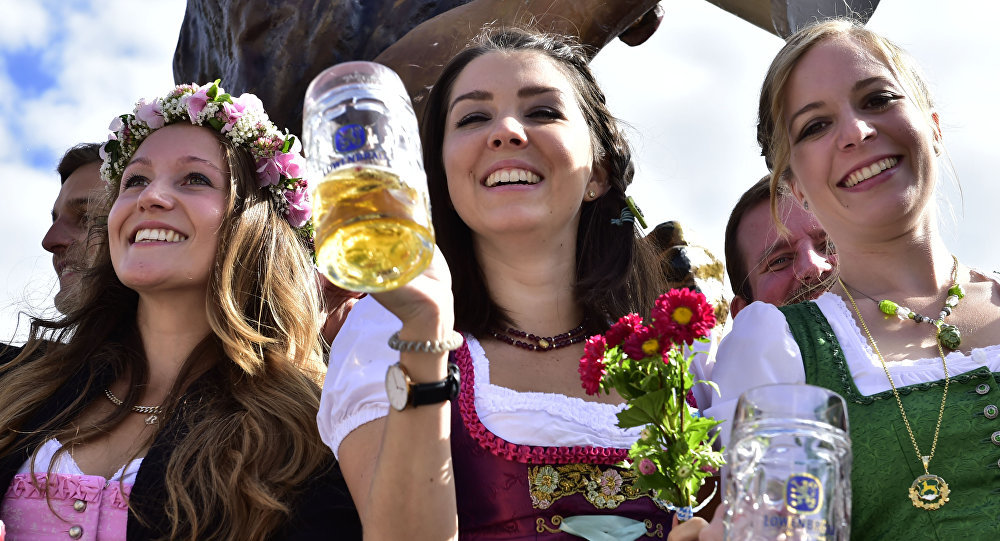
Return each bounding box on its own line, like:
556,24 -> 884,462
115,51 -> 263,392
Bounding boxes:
817,292 -> 1000,398
455,341 -> 629,465
466,335 -> 639,446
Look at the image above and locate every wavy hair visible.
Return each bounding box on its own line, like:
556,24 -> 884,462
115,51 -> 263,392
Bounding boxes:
0,130 -> 330,540
420,27 -> 666,334
756,18 -> 937,228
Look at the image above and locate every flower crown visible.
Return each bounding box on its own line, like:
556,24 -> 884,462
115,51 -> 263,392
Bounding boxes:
99,80 -> 313,243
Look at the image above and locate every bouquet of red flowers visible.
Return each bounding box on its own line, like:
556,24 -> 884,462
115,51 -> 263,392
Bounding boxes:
579,288 -> 724,516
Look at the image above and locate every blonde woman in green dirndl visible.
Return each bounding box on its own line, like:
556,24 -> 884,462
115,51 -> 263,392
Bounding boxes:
696,18 -> 1000,541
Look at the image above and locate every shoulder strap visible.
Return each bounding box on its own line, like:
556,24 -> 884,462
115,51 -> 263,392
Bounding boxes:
777,302 -> 836,386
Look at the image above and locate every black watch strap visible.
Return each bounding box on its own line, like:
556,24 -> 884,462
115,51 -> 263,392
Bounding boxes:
411,362 -> 461,407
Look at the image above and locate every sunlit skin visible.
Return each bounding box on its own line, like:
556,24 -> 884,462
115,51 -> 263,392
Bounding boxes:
731,197 -> 834,316
107,124 -> 228,297
41,162 -> 103,312
442,50 -> 607,243
783,37 -> 940,249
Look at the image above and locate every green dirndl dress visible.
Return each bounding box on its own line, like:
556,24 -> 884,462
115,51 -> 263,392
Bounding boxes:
779,302 -> 1000,540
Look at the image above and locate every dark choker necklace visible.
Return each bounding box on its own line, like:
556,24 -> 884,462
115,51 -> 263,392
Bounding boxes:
490,322 -> 588,352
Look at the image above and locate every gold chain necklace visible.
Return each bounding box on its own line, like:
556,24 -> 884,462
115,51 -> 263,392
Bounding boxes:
839,278 -> 951,510
104,389 -> 162,425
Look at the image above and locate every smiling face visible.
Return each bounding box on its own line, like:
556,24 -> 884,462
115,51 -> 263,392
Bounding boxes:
782,36 -> 940,244
734,196 -> 834,313
441,50 -> 605,239
42,161 -> 104,312
107,124 -> 228,295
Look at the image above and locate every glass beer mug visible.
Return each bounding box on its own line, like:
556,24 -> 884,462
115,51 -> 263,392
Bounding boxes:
724,384 -> 852,541
303,61 -> 434,292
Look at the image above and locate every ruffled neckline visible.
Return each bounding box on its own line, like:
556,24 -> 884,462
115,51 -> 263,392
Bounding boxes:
455,338 -> 631,464
5,472 -> 131,509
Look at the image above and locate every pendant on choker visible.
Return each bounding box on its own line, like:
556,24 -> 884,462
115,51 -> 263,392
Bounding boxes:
909,473 -> 950,510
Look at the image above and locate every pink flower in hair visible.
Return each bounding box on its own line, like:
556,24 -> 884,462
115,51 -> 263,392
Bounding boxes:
256,152 -> 302,188
186,84 -> 212,120
284,187 -> 311,228
255,157 -> 281,187
135,98 -> 164,129
99,133 -> 117,160
221,92 -> 263,133
233,92 -> 264,114
277,151 -> 303,179
220,101 -> 245,133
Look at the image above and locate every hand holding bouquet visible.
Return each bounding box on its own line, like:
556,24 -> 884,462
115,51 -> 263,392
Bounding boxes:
579,289 -> 724,517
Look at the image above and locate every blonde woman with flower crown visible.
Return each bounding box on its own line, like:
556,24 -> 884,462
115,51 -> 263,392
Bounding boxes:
0,82 -> 361,539
699,18 -> 1000,540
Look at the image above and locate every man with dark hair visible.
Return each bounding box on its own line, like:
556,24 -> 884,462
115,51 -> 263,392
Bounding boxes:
42,143 -> 103,313
723,175 -> 834,317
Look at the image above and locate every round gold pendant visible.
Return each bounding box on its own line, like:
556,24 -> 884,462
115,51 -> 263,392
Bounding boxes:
909,474 -> 949,510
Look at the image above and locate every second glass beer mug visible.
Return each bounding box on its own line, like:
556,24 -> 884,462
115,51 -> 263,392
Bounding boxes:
724,383 -> 852,541
303,61 -> 434,292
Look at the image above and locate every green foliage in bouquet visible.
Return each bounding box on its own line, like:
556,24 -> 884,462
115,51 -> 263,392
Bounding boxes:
579,288 -> 725,511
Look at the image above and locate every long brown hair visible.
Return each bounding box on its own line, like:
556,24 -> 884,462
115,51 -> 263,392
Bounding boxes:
420,27 -> 666,334
0,131 -> 330,540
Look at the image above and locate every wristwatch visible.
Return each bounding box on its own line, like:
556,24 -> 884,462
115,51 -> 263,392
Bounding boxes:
385,362 -> 460,411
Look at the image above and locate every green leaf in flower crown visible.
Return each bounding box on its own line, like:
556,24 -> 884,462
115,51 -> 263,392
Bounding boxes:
207,117 -> 224,131
216,93 -> 232,104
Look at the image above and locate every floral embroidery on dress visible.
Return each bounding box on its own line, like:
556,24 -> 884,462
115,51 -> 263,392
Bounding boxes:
528,463 -> 647,510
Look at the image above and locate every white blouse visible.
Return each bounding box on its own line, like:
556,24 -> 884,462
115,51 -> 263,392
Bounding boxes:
317,296 -> 644,458
17,438 -> 142,483
704,291 -> 1000,448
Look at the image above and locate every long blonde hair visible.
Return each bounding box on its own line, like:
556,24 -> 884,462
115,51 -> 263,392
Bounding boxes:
0,131 -> 330,540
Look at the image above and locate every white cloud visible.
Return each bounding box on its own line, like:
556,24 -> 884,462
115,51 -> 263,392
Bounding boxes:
0,0 -> 53,49
0,0 -> 186,342
13,1 -> 185,160
1,162 -> 61,342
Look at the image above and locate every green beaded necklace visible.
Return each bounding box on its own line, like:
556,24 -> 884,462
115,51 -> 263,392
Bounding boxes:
863,256 -> 964,350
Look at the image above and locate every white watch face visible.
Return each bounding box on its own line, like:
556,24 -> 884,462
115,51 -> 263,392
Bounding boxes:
385,364 -> 409,411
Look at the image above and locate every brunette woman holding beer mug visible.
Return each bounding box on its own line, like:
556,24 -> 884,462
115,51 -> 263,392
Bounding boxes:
317,27 -> 690,539
699,18 -> 1000,540
0,81 -> 360,539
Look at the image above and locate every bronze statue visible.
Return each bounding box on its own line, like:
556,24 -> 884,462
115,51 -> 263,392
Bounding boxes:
174,0 -> 877,135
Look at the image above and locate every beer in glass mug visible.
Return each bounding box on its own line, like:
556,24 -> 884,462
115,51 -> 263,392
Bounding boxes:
303,62 -> 433,292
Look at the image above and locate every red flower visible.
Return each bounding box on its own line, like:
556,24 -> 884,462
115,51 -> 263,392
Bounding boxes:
579,335 -> 607,395
651,289 -> 716,346
685,389 -> 697,408
606,313 -> 643,348
622,324 -> 663,360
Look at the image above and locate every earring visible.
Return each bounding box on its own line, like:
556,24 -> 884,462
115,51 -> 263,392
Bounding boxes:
803,200 -> 809,210
587,190 -> 597,199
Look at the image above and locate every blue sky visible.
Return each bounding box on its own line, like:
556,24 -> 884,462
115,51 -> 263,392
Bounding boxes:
2,0 -> 998,341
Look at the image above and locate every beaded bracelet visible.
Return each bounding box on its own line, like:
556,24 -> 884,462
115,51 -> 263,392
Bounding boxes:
388,330 -> 464,354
